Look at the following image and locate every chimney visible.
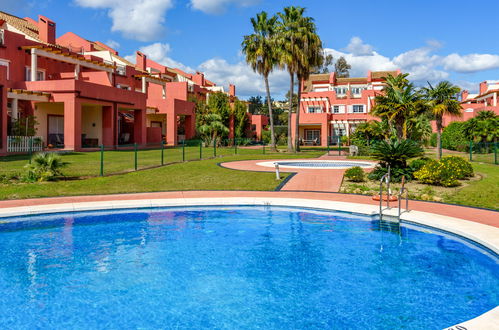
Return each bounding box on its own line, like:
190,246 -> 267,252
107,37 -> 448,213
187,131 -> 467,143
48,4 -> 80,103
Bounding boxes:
479,81 -> 488,95
229,84 -> 236,97
136,51 -> 147,71
38,15 -> 56,44
461,90 -> 469,102
193,72 -> 205,86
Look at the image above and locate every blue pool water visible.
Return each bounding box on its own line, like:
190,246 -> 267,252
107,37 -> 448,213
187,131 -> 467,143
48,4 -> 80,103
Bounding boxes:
0,206 -> 497,329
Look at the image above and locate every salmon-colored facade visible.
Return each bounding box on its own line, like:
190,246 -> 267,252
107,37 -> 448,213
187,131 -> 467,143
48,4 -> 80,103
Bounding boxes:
446,81 -> 499,124
293,70 -> 400,146
0,11 -> 258,155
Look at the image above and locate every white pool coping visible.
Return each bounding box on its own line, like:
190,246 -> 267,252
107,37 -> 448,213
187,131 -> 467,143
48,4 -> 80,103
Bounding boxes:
256,159 -> 376,169
0,197 -> 497,329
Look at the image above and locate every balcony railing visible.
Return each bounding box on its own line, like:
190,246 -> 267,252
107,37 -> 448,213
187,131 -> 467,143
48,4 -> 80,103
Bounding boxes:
7,136 -> 44,153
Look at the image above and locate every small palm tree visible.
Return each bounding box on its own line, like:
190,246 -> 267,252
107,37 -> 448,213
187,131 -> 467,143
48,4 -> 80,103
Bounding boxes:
372,73 -> 427,140
422,81 -> 461,159
242,12 -> 279,152
24,152 -> 69,182
198,113 -> 229,146
370,139 -> 424,169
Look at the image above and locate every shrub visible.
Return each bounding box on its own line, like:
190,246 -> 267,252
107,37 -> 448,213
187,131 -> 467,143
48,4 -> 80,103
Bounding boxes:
367,165 -> 414,183
23,152 -> 69,182
409,157 -> 431,172
441,122 -> 468,151
370,139 -> 424,168
414,156 -> 473,187
344,166 -> 365,182
430,133 -> 437,147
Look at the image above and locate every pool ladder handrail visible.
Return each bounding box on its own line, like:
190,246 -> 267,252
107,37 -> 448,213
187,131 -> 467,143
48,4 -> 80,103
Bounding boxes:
397,176 -> 410,221
379,166 -> 391,221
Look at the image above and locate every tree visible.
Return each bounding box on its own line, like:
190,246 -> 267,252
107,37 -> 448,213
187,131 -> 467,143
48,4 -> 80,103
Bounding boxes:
242,11 -> 279,151
233,99 -> 249,138
247,96 -> 264,114
207,92 -> 231,130
371,73 -> 427,139
197,113 -> 229,146
334,56 -> 351,78
313,52 -> 333,74
293,17 -> 324,152
277,6 -> 308,152
422,81 -> 461,159
463,111 -> 498,143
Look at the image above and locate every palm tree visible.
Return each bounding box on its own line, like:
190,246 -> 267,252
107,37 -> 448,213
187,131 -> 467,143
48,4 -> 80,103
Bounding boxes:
277,6 -> 307,152
422,81 -> 461,159
242,12 -> 279,152
372,73 -> 427,139
293,23 -> 323,152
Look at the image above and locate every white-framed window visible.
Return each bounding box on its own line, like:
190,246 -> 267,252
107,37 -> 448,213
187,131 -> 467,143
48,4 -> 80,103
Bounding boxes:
307,106 -> 323,113
0,29 -> 4,46
332,105 -> 345,113
334,87 -> 348,95
0,59 -> 9,80
352,105 -> 365,113
351,87 -> 366,95
25,67 -> 45,81
314,87 -> 329,92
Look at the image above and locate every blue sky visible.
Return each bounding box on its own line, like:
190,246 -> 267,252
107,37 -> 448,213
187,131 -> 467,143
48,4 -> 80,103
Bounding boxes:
3,0 -> 499,98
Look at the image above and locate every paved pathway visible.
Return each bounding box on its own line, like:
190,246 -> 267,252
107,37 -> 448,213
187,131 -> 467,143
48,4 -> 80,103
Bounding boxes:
220,154 -> 370,192
0,191 -> 497,227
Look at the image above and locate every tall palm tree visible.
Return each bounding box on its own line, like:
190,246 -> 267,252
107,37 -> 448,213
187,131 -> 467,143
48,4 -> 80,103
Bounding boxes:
372,73 -> 427,139
277,6 -> 307,152
422,81 -> 461,159
293,25 -> 323,152
242,12 -> 279,151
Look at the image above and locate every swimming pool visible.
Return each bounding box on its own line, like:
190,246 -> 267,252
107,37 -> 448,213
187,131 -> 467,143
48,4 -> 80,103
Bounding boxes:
256,159 -> 375,169
0,205 -> 497,329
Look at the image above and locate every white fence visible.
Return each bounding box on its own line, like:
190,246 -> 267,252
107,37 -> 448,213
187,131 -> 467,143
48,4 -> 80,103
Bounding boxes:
7,136 -> 44,153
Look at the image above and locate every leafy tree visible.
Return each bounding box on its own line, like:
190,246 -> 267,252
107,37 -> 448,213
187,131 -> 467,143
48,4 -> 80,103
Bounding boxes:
247,96 -> 264,114
334,56 -> 351,78
233,99 -> 249,138
406,114 -> 433,145
207,92 -> 231,129
371,73 -> 427,139
441,121 -> 468,151
313,52 -> 333,74
463,111 -> 499,143
242,11 -> 279,151
350,120 -> 385,145
10,115 -> 39,136
422,81 -> 461,159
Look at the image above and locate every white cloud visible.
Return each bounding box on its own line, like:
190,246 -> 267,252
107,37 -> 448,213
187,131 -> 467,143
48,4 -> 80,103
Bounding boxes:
197,58 -> 289,98
105,40 -> 120,49
442,53 -> 499,73
344,37 -> 374,56
124,42 -> 195,73
75,0 -> 173,41
189,0 -> 259,14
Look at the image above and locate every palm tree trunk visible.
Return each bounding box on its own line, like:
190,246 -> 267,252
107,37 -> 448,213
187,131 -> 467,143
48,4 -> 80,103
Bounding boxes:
294,75 -> 302,152
264,75 -> 277,152
436,117 -> 443,160
287,72 -> 294,152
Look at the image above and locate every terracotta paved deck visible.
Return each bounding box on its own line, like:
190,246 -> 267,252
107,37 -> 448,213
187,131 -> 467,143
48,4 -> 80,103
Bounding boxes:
220,154 -> 371,192
0,191 -> 497,228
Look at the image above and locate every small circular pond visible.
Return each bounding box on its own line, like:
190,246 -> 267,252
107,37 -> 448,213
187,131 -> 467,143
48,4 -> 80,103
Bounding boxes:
256,160 -> 375,169
0,206 -> 497,329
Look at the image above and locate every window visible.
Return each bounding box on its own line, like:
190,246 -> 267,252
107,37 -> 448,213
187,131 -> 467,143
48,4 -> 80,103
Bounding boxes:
353,105 -> 365,113
351,87 -> 366,95
314,87 -> 329,92
334,87 -> 348,95
0,29 -> 4,46
0,59 -> 9,80
305,129 -> 320,141
307,106 -> 322,113
332,105 -> 345,113
25,67 -> 45,81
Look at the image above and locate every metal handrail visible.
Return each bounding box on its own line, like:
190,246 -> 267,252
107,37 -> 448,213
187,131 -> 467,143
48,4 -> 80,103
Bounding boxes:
379,166 -> 391,219
398,176 -> 409,221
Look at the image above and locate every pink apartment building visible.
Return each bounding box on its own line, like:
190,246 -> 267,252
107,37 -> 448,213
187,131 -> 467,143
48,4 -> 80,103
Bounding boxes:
0,11 -> 257,156
448,81 -> 499,124
293,70 -> 400,146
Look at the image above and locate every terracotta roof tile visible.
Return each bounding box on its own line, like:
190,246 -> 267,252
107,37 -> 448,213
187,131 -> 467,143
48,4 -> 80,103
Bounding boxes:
371,71 -> 398,79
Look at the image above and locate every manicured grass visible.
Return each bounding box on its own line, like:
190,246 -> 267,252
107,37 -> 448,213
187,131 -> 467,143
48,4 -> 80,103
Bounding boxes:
443,162 -> 499,210
0,152 -> 324,200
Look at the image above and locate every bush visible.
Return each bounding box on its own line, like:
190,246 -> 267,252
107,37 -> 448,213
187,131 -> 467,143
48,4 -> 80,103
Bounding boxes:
414,156 -> 473,187
409,157 -> 431,172
23,152 -> 69,182
370,139 -> 424,168
430,133 -> 437,147
344,166 -> 365,182
441,122 -> 468,151
367,165 -> 414,183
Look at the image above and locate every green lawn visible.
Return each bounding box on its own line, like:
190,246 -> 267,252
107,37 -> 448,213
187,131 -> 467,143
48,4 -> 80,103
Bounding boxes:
0,152 -> 324,200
